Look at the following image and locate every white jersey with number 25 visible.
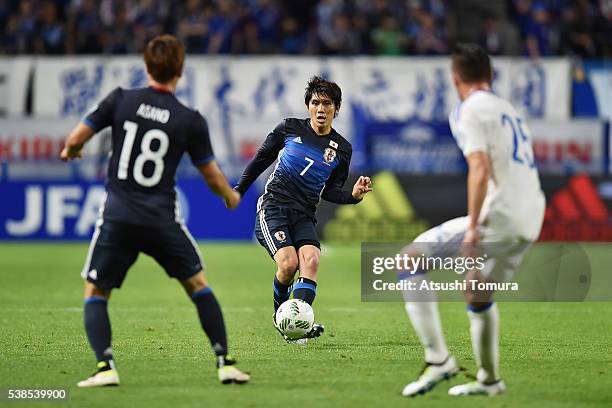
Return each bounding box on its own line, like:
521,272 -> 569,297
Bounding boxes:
449,90 -> 545,241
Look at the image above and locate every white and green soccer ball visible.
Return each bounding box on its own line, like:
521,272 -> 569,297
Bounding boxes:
275,299 -> 314,340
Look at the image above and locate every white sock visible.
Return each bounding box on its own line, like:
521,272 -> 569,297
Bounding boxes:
468,303 -> 500,383
404,301 -> 449,364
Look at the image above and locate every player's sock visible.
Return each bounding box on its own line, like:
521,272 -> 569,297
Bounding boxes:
273,275 -> 291,312
84,296 -> 113,363
404,302 -> 450,364
399,270 -> 449,364
191,287 -> 228,358
292,277 -> 317,305
468,302 -> 500,383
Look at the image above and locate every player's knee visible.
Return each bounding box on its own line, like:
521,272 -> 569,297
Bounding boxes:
300,252 -> 320,273
276,255 -> 298,277
464,287 -> 493,305
466,299 -> 493,310
181,271 -> 208,296
395,247 -> 425,278
84,281 -> 111,300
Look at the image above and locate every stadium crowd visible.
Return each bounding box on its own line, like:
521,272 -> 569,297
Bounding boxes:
1,0 -> 610,58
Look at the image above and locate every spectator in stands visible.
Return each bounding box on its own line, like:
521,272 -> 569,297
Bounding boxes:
315,0 -> 341,54
177,0 -> 211,53
453,0 -> 506,44
2,15 -> 20,53
525,2 -> 554,58
102,5 -> 136,54
207,0 -> 239,54
70,0 -> 102,54
559,2 -> 597,57
513,0 -> 533,39
0,0 -> 9,31
593,0 -> 612,58
36,1 -> 67,54
132,0 -> 165,52
249,0 -> 281,53
279,16 -> 309,54
371,15 -> 406,55
412,10 -> 447,55
480,15 -> 504,55
12,0 -> 38,54
0,0 -> 608,58
317,12 -> 361,55
361,0 -> 402,30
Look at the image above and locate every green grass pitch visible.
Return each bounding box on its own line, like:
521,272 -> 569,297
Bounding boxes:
1,242 -> 611,407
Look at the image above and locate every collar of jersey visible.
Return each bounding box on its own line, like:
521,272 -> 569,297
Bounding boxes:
149,85 -> 174,94
306,118 -> 334,138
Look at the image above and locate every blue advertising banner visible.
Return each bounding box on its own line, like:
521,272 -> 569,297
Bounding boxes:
573,62 -> 612,119
0,180 -> 259,240
351,104 -> 465,173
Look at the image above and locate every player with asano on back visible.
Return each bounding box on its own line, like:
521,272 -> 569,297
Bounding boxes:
61,34 -> 249,387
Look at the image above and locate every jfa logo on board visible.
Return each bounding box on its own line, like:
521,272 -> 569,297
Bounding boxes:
3,184 -> 106,238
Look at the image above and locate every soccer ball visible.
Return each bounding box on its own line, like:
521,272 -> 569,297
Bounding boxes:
275,299 -> 314,339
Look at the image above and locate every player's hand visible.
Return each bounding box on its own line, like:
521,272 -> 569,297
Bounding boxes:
224,190 -> 241,210
60,146 -> 83,161
462,227 -> 480,257
352,176 -> 373,200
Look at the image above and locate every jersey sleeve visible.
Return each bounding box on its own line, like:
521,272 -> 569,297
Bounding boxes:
187,112 -> 215,166
321,145 -> 360,204
452,105 -> 488,156
82,87 -> 122,132
234,120 -> 286,195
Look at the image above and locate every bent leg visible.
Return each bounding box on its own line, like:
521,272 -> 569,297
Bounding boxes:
293,245 -> 320,305
272,246 -> 299,311
254,209 -> 298,312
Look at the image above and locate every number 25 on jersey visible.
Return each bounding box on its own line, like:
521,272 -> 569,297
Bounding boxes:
501,114 -> 535,169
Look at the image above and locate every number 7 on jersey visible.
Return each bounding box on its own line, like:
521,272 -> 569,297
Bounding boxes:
300,157 -> 314,176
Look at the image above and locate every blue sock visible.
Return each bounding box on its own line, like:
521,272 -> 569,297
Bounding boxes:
273,275 -> 291,312
292,277 -> 317,305
84,296 -> 113,363
191,287 -> 228,357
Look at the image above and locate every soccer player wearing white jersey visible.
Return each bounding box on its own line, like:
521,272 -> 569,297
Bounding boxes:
401,43 -> 545,397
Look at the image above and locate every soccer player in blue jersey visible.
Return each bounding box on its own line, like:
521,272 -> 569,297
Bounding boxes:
235,76 -> 372,342
60,35 -> 249,387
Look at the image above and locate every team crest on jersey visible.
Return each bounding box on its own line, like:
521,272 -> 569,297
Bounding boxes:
274,231 -> 286,242
323,147 -> 336,164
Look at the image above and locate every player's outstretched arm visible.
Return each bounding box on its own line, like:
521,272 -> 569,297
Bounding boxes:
60,122 -> 96,161
197,160 -> 241,209
234,123 -> 285,196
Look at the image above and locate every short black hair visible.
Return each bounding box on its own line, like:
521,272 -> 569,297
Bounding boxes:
451,43 -> 492,84
304,76 -> 342,112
